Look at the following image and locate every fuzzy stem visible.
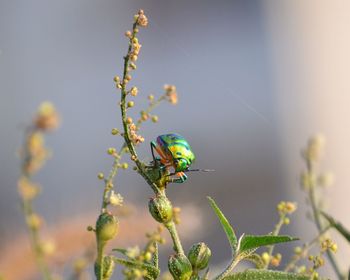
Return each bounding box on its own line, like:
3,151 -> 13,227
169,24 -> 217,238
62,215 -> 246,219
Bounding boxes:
165,221 -> 184,255
263,214 -> 285,269
306,159 -> 344,279
214,257 -> 241,280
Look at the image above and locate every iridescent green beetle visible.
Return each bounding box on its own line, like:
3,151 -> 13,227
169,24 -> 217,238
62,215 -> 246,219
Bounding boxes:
150,133 -> 212,183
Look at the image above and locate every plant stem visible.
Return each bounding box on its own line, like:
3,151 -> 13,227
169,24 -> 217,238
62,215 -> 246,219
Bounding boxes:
214,257 -> 241,280
118,20 -> 185,258
263,214 -> 285,269
20,128 -> 53,280
165,221 -> 184,255
306,159 -> 344,279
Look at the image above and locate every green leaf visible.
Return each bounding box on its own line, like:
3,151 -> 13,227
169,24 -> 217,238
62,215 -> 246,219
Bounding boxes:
111,257 -> 160,280
151,242 -> 159,269
207,196 -> 237,255
112,248 -> 129,256
238,235 -> 298,254
223,269 -> 310,280
321,212 -> 350,243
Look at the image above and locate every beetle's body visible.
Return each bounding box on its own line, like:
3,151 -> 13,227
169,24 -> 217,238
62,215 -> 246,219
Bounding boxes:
151,133 -> 195,183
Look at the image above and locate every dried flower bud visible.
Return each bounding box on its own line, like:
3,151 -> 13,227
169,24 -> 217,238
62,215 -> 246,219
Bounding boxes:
127,101 -> 135,108
97,173 -> 104,180
136,10 -> 148,27
95,212 -> 119,242
187,242 -> 211,270
148,195 -> 173,224
168,253 -> 192,280
34,102 -> 60,131
111,128 -> 119,135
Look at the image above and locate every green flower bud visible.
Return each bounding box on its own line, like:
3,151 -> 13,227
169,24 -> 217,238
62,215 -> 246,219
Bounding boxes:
188,242 -> 211,270
96,213 -> 119,242
94,255 -> 115,280
168,253 -> 193,280
148,195 -> 173,224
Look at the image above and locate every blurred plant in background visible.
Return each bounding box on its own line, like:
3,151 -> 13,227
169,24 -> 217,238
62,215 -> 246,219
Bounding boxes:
8,9 -> 350,280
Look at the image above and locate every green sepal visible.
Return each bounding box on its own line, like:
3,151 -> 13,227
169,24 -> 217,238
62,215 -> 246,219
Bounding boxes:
321,211 -> 350,243
207,196 -> 237,255
237,234 -> 298,255
222,269 -> 310,280
151,242 -> 159,269
111,256 -> 160,280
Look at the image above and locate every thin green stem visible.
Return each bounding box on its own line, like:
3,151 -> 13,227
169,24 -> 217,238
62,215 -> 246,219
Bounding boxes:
165,222 -> 184,255
306,159 -> 344,279
213,257 -> 241,280
263,214 -> 285,269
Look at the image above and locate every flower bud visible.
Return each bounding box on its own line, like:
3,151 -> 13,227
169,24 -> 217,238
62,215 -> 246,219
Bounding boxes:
96,213 -> 119,242
94,255 -> 115,280
168,253 -> 192,280
188,242 -> 211,270
148,195 -> 173,224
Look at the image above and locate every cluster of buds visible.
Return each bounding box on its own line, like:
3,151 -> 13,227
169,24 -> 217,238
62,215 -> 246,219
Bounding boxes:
277,201 -> 297,215
320,238 -> 337,253
109,190 -> 124,206
18,177 -> 40,200
129,37 -> 141,62
135,9 -> 148,27
128,120 -> 144,144
23,131 -> 49,174
261,252 -> 282,267
164,84 -> 178,105
34,102 -> 60,131
302,134 -> 325,163
122,227 -> 165,279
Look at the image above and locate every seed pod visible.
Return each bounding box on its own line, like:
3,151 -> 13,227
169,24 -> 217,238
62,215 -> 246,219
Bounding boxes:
96,213 -> 119,242
168,253 -> 193,280
148,195 -> 173,224
188,242 -> 211,270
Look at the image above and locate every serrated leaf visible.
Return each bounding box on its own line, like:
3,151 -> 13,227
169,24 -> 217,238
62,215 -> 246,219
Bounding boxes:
208,196 -> 237,255
238,235 -> 298,254
111,257 -> 160,280
321,212 -> 350,243
223,269 -> 310,280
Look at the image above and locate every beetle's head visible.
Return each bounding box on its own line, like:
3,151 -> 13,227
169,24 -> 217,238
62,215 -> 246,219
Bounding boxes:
174,158 -> 190,172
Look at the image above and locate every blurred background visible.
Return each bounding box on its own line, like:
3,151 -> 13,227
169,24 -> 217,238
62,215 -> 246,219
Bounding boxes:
1,0 -> 349,279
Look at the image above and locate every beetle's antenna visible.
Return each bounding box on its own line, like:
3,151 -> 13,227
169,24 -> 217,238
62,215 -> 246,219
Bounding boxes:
185,169 -> 215,173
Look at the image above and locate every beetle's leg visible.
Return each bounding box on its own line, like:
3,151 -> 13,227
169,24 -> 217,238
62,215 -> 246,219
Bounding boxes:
169,171 -> 188,184
150,141 -> 158,164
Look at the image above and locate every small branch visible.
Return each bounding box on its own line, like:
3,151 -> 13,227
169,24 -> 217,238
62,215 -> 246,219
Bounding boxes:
263,214 -> 285,269
213,257 -> 241,280
284,225 -> 331,272
306,159 -> 344,279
